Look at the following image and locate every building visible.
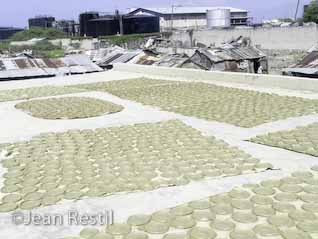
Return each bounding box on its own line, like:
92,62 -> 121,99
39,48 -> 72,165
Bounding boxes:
128,7 -> 249,31
181,46 -> 267,73
53,20 -> 79,36
79,12 -> 160,37
28,16 -> 56,28
0,27 -> 23,40
29,16 -> 79,36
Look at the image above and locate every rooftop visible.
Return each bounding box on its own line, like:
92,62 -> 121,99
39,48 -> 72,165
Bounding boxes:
0,55 -> 103,80
129,6 -> 248,15
0,65 -> 318,238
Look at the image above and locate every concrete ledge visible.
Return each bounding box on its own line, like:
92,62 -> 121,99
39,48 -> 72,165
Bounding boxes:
113,63 -> 318,93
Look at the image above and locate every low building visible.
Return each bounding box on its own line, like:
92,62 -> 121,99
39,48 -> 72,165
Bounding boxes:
0,27 -> 23,40
53,20 -> 79,36
29,16 -> 56,28
182,46 -> 267,73
128,7 -> 249,31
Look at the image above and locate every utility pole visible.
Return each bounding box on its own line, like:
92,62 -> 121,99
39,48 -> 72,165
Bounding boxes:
171,4 -> 183,31
171,5 -> 174,30
294,0 -> 300,21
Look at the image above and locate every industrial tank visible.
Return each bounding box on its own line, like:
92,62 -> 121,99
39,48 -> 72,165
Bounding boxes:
79,12 -> 99,36
207,8 -> 231,28
123,15 -> 160,34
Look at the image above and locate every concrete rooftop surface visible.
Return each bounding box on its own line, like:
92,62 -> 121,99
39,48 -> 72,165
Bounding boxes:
0,64 -> 318,239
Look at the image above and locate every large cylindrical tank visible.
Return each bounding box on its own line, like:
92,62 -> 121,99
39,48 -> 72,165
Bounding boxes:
79,12 -> 99,36
123,15 -> 160,34
207,9 -> 231,28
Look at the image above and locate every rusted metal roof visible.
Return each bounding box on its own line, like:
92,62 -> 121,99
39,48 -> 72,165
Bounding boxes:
0,55 -> 103,80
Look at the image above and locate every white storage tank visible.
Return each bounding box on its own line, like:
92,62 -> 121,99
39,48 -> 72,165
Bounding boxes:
207,8 -> 231,28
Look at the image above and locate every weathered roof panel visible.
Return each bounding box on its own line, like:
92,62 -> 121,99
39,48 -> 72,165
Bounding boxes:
292,51 -> 318,68
0,54 -> 102,80
111,51 -> 141,64
154,54 -> 189,68
283,51 -> 318,77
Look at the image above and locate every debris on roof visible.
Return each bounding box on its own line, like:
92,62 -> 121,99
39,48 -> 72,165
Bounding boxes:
282,51 -> 318,78
153,54 -> 189,68
128,50 -> 161,66
0,54 -> 103,80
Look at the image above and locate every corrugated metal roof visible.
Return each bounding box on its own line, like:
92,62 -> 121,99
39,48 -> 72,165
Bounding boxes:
129,7 -> 247,15
0,68 -> 54,79
88,46 -> 124,63
95,49 -> 141,67
98,52 -> 124,66
185,45 -> 266,73
282,51 -> 318,77
154,54 -> 188,67
283,68 -> 318,75
292,51 -> 318,68
0,55 -> 102,80
197,46 -> 265,63
111,51 -> 141,64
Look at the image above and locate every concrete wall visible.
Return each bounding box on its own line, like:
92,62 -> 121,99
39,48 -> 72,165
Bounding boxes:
160,16 -> 206,31
50,37 -> 150,50
50,39 -> 97,50
156,47 -> 196,56
169,26 -> 318,50
50,39 -> 72,48
113,63 -> 318,93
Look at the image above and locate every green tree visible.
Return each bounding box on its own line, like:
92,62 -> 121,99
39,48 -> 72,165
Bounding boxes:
304,4 -> 318,23
10,27 -> 67,41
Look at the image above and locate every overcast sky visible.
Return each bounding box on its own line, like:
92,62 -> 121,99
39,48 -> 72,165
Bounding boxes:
0,0 -> 312,28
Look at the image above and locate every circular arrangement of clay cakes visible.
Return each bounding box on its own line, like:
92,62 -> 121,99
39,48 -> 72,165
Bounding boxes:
0,120 -> 271,212
64,167 -> 318,239
250,123 -> 318,157
0,85 -> 86,102
15,97 -> 124,120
